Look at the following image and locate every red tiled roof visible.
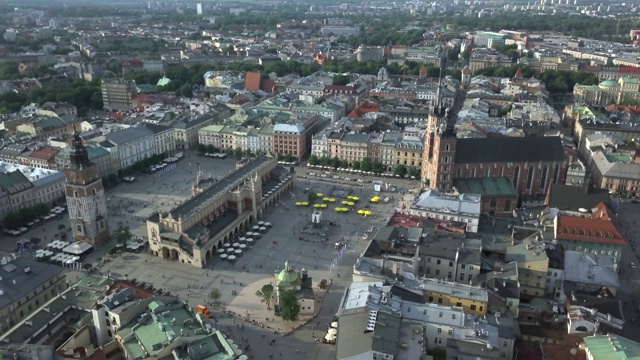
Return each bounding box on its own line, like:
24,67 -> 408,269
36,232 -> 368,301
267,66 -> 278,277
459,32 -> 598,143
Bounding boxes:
29,146 -> 60,161
261,78 -> 276,93
555,203 -> 624,245
386,213 -> 424,228
244,71 -> 262,91
619,66 -> 640,73
347,100 -> 380,118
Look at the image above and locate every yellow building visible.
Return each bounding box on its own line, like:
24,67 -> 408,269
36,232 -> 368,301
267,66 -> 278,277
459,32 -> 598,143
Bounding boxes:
395,136 -> 424,168
421,278 -> 488,317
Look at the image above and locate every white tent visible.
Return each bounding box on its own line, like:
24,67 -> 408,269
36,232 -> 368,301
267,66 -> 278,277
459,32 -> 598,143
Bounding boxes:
62,241 -> 93,255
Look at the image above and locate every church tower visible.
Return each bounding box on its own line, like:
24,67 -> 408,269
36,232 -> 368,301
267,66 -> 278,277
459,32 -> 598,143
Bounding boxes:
63,129 -> 110,246
422,76 -> 457,191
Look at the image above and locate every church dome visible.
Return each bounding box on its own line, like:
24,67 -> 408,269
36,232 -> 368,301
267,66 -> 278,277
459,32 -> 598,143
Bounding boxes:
599,80 -> 617,89
276,261 -> 300,286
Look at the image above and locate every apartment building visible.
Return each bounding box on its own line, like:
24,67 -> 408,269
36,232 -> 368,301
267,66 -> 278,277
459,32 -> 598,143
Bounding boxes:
15,115 -> 76,142
101,78 -> 137,111
420,242 -> 482,284
143,123 -> 176,157
395,135 -> 424,168
410,189 -> 481,233
356,45 -> 384,62
102,126 -> 155,169
590,150 -> 640,195
173,113 -> 218,150
553,202 -> 625,263
469,48 -> 513,72
339,133 -> 370,163
420,278 -> 489,317
0,256 -> 67,333
505,240 -> 549,299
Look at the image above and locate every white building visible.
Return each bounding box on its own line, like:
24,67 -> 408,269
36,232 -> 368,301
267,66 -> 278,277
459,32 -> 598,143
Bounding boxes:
410,189 -> 482,232
0,162 -> 65,212
103,126 -> 155,169
143,123 -> 176,157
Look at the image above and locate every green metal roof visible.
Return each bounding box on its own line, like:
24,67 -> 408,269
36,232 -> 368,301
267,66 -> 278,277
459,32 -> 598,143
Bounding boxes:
584,335 -> 640,360
453,177 -> 517,197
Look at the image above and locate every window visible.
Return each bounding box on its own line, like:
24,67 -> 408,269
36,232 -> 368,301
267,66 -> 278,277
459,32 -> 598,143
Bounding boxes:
470,305 -> 477,311
436,259 -> 441,265
512,165 -> 520,188
448,329 -> 454,335
471,167 -> 477,177
504,199 -> 512,212
428,296 -> 434,302
540,165 -> 549,190
438,298 -> 443,304
459,274 -> 465,281
437,328 -> 442,333
445,144 -> 450,151
427,257 -> 431,263
526,166 -> 535,190
456,302 -> 462,307
461,264 -> 466,269
489,199 -> 497,208
449,261 -> 453,267
435,269 -> 440,276
447,271 -> 452,279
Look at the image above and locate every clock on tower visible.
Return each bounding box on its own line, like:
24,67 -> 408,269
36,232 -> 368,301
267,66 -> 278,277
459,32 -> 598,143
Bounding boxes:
63,127 -> 110,246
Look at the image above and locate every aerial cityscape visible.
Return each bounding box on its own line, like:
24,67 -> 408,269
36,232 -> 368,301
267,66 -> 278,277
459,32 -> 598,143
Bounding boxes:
0,0 -> 639,359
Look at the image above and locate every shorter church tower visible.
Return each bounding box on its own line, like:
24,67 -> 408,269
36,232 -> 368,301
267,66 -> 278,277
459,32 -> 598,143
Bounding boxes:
461,66 -> 472,88
63,129 -> 110,246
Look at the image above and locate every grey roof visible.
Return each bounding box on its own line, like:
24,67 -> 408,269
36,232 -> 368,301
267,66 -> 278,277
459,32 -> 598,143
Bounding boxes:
169,157 -> 272,219
371,311 -> 401,355
31,170 -> 64,188
0,256 -> 64,312
454,136 -> 566,164
342,133 -> 370,143
413,189 -> 481,216
174,114 -> 216,129
336,309 -> 374,359
563,251 -> 619,288
592,151 -> 640,179
143,123 -> 172,134
546,184 -> 610,211
105,126 -> 153,145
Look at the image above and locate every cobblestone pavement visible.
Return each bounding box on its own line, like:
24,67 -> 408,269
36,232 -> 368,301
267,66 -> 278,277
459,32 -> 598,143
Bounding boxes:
9,154 -> 420,359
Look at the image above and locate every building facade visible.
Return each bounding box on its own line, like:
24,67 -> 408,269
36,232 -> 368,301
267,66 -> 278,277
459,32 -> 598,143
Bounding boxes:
101,78 -> 137,111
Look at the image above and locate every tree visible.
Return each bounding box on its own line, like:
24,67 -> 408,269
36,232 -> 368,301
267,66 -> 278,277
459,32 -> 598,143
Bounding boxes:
351,160 -> 361,170
280,290 -> 300,321
394,164 -> 408,177
82,263 -> 93,271
116,226 -> 132,244
255,284 -> 274,309
332,74 -> 351,86
209,288 -> 222,305
58,224 -> 66,230
234,147 -> 243,158
283,153 -> 293,162
308,155 -> 319,166
197,143 -> 206,154
206,144 -> 215,153
361,157 -> 372,172
308,192 -> 318,203
408,166 -> 420,178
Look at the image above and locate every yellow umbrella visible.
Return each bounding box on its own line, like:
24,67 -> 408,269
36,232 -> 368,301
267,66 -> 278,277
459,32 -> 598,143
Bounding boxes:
302,202 -> 309,206
329,198 -> 336,202
371,198 -> 379,203
323,197 -> 330,202
314,204 -> 321,208
317,193 -> 323,197
335,207 -> 342,212
347,196 -> 354,200
295,202 -> 302,206
357,209 -> 365,215
364,210 -> 372,216
342,200 -> 349,205
352,196 -> 360,201
320,204 -> 327,208
346,202 -> 353,206
342,207 -> 349,212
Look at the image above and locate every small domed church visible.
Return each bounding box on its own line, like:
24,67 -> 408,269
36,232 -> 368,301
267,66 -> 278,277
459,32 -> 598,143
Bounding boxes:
274,261 -> 316,317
